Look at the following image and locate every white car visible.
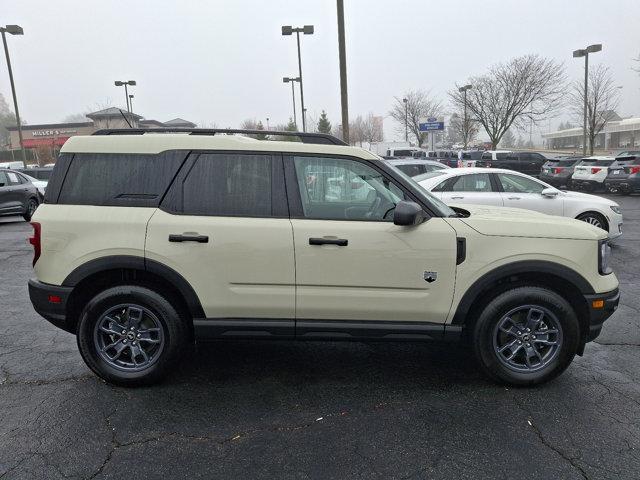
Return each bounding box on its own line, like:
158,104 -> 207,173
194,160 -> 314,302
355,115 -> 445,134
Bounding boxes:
570,156 -> 615,192
415,167 -> 623,240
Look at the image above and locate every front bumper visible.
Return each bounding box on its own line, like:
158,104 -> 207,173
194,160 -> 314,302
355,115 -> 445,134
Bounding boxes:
28,279 -> 75,334
583,288 -> 619,343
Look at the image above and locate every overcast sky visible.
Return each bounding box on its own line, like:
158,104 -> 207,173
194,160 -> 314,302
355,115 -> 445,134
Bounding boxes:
2,0 -> 640,142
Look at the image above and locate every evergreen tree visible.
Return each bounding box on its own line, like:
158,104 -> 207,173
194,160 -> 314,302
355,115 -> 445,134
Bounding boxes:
256,120 -> 267,140
317,110 -> 332,134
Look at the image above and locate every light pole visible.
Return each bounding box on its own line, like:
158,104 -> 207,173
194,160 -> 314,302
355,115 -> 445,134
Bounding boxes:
283,77 -> 300,129
128,94 -> 134,114
403,98 -> 408,142
573,44 -> 602,156
281,25 -> 314,132
458,84 -> 473,149
336,0 -> 349,144
114,80 -> 136,112
1,24 -> 26,164
266,117 -> 270,130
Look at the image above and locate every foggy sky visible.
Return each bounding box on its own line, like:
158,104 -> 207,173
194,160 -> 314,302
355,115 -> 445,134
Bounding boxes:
2,0 -> 640,142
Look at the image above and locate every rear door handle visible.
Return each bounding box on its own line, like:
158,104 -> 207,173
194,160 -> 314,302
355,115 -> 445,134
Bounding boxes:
309,237 -> 348,246
169,234 -> 209,243
451,196 -> 464,200
508,197 -> 521,200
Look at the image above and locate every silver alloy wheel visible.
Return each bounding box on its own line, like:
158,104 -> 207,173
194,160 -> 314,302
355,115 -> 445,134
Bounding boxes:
93,304 -> 165,372
492,305 -> 563,373
581,215 -> 603,228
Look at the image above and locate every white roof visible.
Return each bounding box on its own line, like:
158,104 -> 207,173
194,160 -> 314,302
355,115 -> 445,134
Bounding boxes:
61,133 -> 379,159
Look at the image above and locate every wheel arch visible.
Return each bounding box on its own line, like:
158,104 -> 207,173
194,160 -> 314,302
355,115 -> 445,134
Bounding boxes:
452,261 -> 592,352
575,210 -> 609,231
63,255 -> 204,335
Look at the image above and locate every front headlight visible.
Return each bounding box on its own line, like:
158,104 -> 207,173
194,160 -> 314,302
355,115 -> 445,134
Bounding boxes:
610,205 -> 622,214
599,240 -> 612,275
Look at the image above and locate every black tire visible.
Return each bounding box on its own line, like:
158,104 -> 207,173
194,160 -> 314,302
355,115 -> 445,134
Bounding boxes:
472,286 -> 580,386
77,285 -> 188,387
22,197 -> 38,222
576,211 -> 608,231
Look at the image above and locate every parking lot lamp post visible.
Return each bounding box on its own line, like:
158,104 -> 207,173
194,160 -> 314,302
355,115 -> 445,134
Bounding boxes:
128,94 -> 134,114
403,98 -> 408,142
281,25 -> 314,132
1,25 -> 26,164
573,44 -> 602,156
283,77 -> 300,129
458,84 -> 473,149
114,80 -> 136,113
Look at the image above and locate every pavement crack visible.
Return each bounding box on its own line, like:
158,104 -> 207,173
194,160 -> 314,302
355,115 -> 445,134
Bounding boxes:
511,394 -> 590,480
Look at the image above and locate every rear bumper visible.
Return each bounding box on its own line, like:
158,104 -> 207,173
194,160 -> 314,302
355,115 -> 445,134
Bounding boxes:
28,279 -> 75,334
604,177 -> 640,192
571,179 -> 604,190
583,288 -> 619,343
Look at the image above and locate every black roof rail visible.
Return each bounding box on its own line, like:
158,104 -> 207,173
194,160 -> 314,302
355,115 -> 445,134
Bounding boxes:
91,128 -> 347,146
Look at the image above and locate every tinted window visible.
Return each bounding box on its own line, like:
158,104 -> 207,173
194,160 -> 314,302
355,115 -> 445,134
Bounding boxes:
481,152 -> 492,160
395,164 -> 427,177
181,153 -> 272,216
58,152 -> 187,206
497,173 -> 544,193
557,159 -> 579,167
393,150 -> 413,157
495,153 -> 510,160
0,171 -> 8,187
6,171 -> 22,185
294,156 -> 405,221
449,173 -> 492,192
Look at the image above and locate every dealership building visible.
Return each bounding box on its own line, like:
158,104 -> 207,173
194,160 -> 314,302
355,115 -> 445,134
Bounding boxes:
542,112 -> 640,151
6,107 -> 196,160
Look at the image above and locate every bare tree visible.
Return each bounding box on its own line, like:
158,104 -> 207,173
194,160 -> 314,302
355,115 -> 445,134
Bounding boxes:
349,116 -> 365,146
569,64 -> 620,155
449,54 -> 566,149
448,111 -> 478,147
358,113 -> 384,145
389,90 -> 442,147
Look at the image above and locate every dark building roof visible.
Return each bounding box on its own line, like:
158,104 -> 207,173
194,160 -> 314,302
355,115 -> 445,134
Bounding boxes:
86,107 -> 143,120
164,117 -> 197,128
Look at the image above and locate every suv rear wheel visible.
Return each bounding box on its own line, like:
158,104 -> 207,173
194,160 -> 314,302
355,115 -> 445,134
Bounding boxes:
472,287 -> 579,386
77,285 -> 187,386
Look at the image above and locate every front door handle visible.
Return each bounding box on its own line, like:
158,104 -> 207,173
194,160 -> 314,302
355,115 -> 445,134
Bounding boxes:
451,196 -> 464,200
508,197 -> 521,200
169,234 -> 209,243
309,237 -> 348,246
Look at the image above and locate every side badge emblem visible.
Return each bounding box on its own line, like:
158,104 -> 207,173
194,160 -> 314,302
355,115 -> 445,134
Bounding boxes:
423,271 -> 437,283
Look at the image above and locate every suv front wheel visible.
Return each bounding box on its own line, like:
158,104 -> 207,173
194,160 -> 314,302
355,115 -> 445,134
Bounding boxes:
472,287 -> 580,386
77,285 -> 188,386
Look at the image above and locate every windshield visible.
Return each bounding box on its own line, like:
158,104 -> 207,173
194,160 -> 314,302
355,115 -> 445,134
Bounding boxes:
389,166 -> 456,217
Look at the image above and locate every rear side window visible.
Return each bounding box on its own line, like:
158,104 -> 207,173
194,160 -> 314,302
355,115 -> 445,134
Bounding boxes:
56,151 -> 187,207
181,153 -> 272,217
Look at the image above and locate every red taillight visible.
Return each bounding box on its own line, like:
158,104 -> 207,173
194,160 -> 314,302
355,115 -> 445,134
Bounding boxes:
553,167 -> 564,174
629,166 -> 640,174
591,167 -> 601,174
28,222 -> 41,267
48,295 -> 62,304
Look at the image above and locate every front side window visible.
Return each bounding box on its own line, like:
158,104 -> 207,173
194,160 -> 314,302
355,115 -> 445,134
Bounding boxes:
294,156 -> 405,221
497,173 -> 545,193
447,173 -> 492,192
0,171 -> 8,187
181,153 -> 272,216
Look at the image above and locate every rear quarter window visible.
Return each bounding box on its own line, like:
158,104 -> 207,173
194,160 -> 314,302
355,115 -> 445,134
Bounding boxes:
55,151 -> 188,207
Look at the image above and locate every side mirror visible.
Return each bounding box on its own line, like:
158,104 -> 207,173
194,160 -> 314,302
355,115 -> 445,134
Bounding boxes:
541,187 -> 559,197
393,201 -> 424,226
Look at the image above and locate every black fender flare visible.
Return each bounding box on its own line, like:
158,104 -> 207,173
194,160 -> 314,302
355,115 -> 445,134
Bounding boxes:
62,255 -> 205,319
451,260 -> 594,325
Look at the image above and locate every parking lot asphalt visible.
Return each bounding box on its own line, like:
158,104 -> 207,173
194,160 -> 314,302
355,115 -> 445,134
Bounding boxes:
1,195 -> 639,480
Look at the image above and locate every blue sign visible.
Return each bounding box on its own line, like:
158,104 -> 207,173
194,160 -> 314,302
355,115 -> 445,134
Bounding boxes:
418,121 -> 444,132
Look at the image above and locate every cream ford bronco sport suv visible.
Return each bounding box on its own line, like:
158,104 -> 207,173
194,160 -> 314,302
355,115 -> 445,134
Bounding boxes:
28,129 -> 619,387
